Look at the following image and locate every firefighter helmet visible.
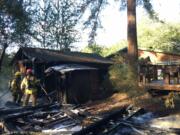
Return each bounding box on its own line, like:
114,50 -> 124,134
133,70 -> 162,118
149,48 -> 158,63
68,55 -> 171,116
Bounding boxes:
15,71 -> 21,76
26,68 -> 33,75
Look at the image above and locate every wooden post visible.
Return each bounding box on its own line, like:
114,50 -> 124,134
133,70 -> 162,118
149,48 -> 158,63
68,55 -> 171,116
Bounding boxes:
177,66 -> 180,84
142,74 -> 146,84
138,65 -> 144,83
164,73 -> 170,84
153,65 -> 158,80
146,66 -> 151,83
163,65 -> 170,84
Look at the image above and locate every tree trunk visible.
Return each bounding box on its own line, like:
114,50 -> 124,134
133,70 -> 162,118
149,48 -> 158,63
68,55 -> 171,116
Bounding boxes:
0,43 -> 8,72
127,0 -> 138,85
127,0 -> 138,62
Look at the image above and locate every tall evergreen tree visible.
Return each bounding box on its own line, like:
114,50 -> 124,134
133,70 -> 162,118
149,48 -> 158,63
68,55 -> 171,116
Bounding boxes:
80,0 -> 157,61
76,0 -> 159,88
0,0 -> 30,71
127,0 -> 138,62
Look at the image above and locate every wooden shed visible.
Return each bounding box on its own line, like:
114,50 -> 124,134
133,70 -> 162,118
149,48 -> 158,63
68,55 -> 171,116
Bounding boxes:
45,64 -> 101,104
11,47 -> 113,104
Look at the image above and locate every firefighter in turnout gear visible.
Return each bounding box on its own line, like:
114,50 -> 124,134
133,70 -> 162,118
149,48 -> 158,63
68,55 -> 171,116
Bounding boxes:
10,71 -> 23,104
21,69 -> 39,106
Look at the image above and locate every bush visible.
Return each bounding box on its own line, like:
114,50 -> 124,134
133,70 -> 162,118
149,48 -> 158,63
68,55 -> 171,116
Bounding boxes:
108,55 -> 144,98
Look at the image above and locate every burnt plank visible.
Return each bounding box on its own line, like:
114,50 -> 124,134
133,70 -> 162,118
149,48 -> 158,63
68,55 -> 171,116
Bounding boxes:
3,121 -> 18,132
28,111 -> 58,119
43,116 -> 71,129
73,106 -> 127,135
100,108 -> 147,135
62,108 -> 84,124
126,108 -> 146,120
3,111 -> 33,121
0,103 -> 55,118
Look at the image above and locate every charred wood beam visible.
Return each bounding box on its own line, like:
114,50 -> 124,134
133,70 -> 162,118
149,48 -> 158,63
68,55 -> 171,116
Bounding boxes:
43,116 -> 71,129
62,108 -> 84,124
126,108 -> 146,120
73,106 -> 127,135
0,103 -> 55,118
109,121 -> 180,135
43,113 -> 68,124
3,121 -> 18,132
3,111 -> 34,121
100,108 -> 152,135
106,121 -> 146,135
28,111 -> 58,119
2,104 -> 61,132
46,111 -> 64,119
28,111 -> 70,129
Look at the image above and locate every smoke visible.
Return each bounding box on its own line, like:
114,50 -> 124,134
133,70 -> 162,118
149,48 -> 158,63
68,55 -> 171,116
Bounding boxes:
0,91 -> 12,108
0,82 -> 12,108
0,54 -> 14,108
0,69 -> 12,108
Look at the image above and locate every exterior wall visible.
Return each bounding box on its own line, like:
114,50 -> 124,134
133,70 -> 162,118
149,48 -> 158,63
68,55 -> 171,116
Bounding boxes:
138,50 -> 180,64
44,70 -> 101,104
13,59 -> 106,104
66,70 -> 100,104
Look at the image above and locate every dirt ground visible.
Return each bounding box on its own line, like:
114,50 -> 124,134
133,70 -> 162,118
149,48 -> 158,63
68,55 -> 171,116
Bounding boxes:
84,92 -> 180,117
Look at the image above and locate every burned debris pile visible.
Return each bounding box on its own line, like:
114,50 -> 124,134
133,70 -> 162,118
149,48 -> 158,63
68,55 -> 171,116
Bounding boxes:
0,104 -> 179,135
0,103 -> 83,133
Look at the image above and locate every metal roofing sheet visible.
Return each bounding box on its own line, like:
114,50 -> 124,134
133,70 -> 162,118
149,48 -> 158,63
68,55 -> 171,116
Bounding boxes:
45,64 -> 97,74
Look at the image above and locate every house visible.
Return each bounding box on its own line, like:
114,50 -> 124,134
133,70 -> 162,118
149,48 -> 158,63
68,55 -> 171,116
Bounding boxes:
107,47 -> 180,65
11,47 -> 113,104
108,47 -> 180,91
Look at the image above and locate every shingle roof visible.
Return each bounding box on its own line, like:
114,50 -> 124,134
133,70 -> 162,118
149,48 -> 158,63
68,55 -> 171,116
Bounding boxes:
107,47 -> 180,58
106,47 -> 128,58
12,47 -> 113,65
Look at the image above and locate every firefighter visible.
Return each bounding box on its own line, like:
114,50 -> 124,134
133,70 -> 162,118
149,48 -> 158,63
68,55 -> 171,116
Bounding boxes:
21,69 -> 39,106
10,71 -> 23,104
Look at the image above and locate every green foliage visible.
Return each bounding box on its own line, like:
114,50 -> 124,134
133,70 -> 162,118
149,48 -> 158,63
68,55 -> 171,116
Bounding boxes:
103,41 -> 127,57
29,0 -> 80,50
82,44 -> 104,56
138,21 -> 180,53
0,0 -> 31,46
82,40 -> 127,57
108,55 -> 143,97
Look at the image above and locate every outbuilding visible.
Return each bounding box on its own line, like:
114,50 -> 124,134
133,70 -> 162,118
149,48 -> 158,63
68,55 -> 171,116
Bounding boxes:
11,47 -> 113,104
